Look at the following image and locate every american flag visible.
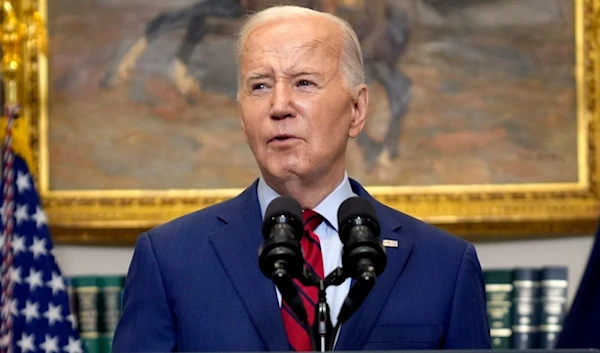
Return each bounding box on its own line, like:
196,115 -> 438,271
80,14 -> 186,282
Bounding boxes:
0,106 -> 83,353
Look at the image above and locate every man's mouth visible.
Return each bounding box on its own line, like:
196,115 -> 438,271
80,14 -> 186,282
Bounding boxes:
272,134 -> 295,141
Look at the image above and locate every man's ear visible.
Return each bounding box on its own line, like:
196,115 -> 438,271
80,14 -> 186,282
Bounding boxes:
348,84 -> 368,138
239,105 -> 249,144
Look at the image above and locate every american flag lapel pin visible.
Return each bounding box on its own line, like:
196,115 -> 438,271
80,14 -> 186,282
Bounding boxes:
382,239 -> 398,248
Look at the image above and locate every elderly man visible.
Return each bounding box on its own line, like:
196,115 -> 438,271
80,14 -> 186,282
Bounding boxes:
113,5 -> 490,352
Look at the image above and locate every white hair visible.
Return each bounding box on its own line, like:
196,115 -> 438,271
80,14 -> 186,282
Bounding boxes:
236,5 -> 365,95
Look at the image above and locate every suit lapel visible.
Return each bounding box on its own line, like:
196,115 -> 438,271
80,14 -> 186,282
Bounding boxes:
209,182 -> 289,351
335,180 -> 414,350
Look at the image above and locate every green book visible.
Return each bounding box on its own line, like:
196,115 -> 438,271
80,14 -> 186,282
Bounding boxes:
484,269 -> 513,349
71,276 -> 100,353
98,275 -> 126,353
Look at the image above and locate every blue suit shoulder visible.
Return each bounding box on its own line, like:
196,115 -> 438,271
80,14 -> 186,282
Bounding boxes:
143,183 -> 256,244
371,201 -> 490,348
376,199 -> 471,257
114,186 -> 261,353
147,198 -> 231,240
132,184 -> 259,272
350,178 -> 470,257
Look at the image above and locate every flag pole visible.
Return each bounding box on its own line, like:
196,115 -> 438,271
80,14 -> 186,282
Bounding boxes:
0,2 -> 24,353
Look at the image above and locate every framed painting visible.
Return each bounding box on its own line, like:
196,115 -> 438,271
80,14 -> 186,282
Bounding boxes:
10,0 -> 600,244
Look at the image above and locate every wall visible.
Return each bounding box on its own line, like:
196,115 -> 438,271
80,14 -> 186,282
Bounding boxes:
53,234 -> 595,306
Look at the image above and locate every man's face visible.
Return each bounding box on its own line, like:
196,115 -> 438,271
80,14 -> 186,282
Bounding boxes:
238,17 -> 367,185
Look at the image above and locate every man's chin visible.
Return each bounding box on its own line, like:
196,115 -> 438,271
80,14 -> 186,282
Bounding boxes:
261,163 -> 306,183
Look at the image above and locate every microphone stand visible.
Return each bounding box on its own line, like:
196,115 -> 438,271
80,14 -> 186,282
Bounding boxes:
314,280 -> 332,352
298,266 -> 371,352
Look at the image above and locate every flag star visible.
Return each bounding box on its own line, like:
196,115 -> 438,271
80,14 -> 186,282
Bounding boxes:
66,314 -> 77,330
43,303 -> 63,326
16,171 -> 31,193
12,234 -> 27,255
21,300 -> 40,323
10,266 -> 22,284
1,298 -> 18,317
40,335 -> 59,353
32,206 -> 48,229
25,268 -> 44,292
47,272 -> 65,296
29,237 -> 48,260
14,204 -> 29,225
16,333 -> 36,353
63,337 -> 83,353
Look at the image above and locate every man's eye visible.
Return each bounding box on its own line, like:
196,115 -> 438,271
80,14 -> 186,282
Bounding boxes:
252,83 -> 266,90
298,80 -> 312,87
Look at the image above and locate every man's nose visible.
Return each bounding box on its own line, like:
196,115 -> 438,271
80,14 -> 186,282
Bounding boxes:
269,84 -> 295,120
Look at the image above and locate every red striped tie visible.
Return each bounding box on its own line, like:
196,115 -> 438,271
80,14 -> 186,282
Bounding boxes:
281,209 -> 324,351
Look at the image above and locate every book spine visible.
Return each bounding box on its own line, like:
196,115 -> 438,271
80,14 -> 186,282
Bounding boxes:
98,275 -> 126,353
511,268 -> 540,349
72,276 -> 100,353
539,266 -> 568,349
484,269 -> 513,349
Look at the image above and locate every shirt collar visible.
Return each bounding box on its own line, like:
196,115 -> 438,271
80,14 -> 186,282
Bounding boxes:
257,173 -> 356,231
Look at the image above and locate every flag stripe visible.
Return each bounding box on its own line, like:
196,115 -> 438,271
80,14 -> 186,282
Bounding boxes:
1,106 -> 17,353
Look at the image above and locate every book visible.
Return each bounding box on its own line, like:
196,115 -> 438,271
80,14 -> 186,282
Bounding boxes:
512,267 -> 541,349
539,266 -> 568,349
98,275 -> 126,353
484,269 -> 513,349
71,276 -> 100,353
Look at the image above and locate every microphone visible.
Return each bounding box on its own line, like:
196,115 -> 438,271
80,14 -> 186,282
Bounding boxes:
336,197 -> 387,325
338,196 -> 387,280
258,196 -> 307,322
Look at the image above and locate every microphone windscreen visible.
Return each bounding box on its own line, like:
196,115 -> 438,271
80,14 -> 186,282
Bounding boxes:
337,197 -> 380,242
262,196 -> 303,239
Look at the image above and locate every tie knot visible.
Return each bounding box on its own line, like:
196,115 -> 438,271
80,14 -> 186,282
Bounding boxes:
302,209 -> 323,232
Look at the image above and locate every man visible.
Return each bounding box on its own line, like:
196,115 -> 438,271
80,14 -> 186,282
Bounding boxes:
556,218 -> 600,348
113,5 -> 491,352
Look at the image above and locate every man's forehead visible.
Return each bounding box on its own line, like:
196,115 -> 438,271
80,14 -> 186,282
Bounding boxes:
242,33 -> 341,66
241,42 -> 339,77
302,37 -> 341,58
244,38 -> 338,57
244,17 -> 340,49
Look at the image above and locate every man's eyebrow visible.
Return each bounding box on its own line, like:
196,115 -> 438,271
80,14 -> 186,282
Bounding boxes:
244,72 -> 271,82
246,69 -> 324,81
284,64 -> 325,79
247,72 -> 272,80
289,70 -> 320,76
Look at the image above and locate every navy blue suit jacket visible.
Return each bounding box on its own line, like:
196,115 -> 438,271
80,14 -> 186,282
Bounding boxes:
113,179 -> 491,351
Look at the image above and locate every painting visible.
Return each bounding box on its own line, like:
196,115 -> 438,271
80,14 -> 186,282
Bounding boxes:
21,0 -> 600,243
46,0 -> 577,189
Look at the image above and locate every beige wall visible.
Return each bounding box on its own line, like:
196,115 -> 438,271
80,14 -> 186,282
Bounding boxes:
53,234 -> 595,306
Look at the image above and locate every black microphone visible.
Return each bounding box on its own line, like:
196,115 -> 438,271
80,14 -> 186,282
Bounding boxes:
336,197 -> 387,325
338,196 -> 386,280
258,196 -> 307,323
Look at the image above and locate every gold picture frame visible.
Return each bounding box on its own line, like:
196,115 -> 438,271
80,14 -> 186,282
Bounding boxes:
5,0 -> 600,244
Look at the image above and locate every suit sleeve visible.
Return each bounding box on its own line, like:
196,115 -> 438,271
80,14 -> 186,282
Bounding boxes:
113,233 -> 177,352
443,243 -> 491,348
